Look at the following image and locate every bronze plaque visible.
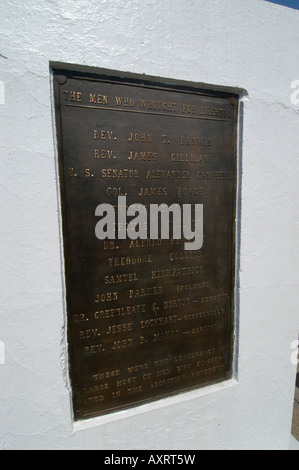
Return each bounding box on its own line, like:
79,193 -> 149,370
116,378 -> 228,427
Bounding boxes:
53,67 -> 238,420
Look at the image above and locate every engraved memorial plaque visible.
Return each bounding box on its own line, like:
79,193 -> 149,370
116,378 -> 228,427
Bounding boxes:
53,67 -> 239,420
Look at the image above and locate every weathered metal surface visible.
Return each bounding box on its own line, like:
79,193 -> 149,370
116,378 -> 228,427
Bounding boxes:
53,68 -> 238,420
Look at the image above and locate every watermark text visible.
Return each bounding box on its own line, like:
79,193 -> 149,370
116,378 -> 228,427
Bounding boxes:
290,339 -> 299,365
290,80 -> 299,113
95,196 -> 203,251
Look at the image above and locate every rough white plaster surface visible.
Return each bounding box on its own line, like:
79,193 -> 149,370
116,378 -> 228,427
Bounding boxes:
1,0 -> 299,450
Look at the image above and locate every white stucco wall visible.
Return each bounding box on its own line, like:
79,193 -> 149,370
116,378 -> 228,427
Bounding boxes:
1,0 -> 299,450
